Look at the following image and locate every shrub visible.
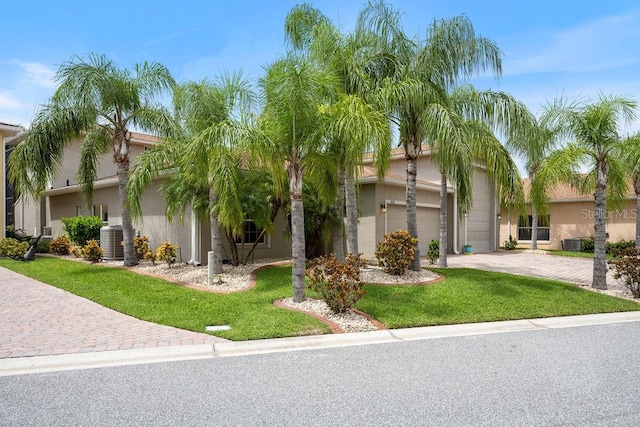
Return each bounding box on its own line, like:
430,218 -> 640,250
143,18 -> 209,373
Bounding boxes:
61,216 -> 104,246
70,245 -> 83,258
606,239 -> 636,255
608,247 -> 640,298
133,236 -> 155,261
36,239 -> 51,253
306,253 -> 366,314
580,237 -> 594,253
427,239 -> 439,265
375,230 -> 418,275
503,235 -> 518,250
81,239 -> 103,263
50,235 -> 72,255
0,238 -> 29,257
156,242 -> 178,267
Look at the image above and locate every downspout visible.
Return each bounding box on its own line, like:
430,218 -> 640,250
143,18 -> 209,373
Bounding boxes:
452,193 -> 459,254
187,208 -> 201,266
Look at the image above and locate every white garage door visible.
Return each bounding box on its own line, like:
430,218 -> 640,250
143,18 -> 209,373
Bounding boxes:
386,204 -> 439,255
466,172 -> 492,252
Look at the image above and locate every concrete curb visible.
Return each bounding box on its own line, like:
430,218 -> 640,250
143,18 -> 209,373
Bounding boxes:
2,311 -> 639,377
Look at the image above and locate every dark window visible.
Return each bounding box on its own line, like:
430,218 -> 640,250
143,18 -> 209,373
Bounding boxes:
235,220 -> 265,244
518,215 -> 550,241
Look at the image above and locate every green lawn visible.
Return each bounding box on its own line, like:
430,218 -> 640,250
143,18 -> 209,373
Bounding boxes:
357,268 -> 638,328
544,250 -> 613,259
1,257 -> 638,340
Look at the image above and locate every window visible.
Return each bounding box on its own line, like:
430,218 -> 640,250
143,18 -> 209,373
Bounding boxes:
76,205 -> 82,216
92,204 -> 108,222
235,220 -> 266,245
518,215 -> 550,241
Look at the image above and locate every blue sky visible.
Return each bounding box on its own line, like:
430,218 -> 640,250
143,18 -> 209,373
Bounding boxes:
2,0 -> 640,141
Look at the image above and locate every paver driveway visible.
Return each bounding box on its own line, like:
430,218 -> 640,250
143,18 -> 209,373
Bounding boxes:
0,267 -> 224,359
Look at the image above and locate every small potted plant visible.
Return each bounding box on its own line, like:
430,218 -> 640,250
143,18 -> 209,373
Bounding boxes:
463,244 -> 473,255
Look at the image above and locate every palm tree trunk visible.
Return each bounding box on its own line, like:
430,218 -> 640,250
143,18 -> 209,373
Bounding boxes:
530,207 -> 538,250
289,163 -> 306,303
117,159 -> 138,267
438,170 -> 448,267
592,161 -> 608,289
209,190 -> 224,275
345,173 -> 359,256
332,167 -> 346,260
635,176 -> 640,250
406,147 -> 421,271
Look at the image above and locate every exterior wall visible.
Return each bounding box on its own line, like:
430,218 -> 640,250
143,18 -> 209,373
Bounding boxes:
51,138 -> 148,188
499,198 -> 637,250
385,155 -> 441,182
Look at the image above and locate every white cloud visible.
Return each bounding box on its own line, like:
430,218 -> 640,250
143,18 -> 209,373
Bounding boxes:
502,9 -> 640,76
13,61 -> 56,88
0,92 -> 23,109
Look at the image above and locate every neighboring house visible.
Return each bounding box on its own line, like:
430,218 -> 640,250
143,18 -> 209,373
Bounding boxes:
500,178 -> 637,250
1,122 -> 27,238
12,131 -> 502,263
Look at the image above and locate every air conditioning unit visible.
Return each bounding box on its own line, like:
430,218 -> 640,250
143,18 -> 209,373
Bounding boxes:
563,238 -> 582,252
100,225 -> 124,260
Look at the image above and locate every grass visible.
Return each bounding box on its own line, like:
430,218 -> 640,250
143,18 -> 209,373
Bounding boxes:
357,268 -> 638,328
544,250 -> 613,259
1,257 -> 638,340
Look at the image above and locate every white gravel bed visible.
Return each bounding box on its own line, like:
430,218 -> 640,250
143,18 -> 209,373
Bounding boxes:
279,297 -> 379,332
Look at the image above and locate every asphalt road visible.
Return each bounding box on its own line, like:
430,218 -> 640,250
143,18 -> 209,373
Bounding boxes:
1,322 -> 639,426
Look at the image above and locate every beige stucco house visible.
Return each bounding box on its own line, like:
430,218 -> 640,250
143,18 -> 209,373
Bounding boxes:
11,131 -> 502,263
499,178 -> 637,250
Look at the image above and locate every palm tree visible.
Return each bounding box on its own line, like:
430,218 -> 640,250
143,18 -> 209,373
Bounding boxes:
9,54 -> 175,266
620,132 -> 640,249
358,2 -> 503,271
258,54 -> 340,302
128,75 -> 254,274
285,4 -> 392,260
532,94 -> 637,289
506,107 -> 564,250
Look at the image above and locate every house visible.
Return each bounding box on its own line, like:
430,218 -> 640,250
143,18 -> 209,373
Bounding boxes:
499,177 -> 637,250
1,122 -> 27,238
10,131 -> 502,263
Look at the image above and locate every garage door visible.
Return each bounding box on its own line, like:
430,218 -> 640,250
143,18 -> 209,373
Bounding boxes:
386,204 -> 439,255
466,172 -> 492,252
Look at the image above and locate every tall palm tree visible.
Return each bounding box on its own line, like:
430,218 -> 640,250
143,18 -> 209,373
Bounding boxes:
358,2 -> 503,271
506,106 -> 563,250
9,54 -> 175,266
128,75 -> 254,274
285,4 -> 392,260
532,94 -> 637,289
433,85 -> 528,267
258,54 -> 340,302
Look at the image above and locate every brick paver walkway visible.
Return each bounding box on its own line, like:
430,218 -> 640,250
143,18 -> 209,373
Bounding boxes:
443,251 -> 628,293
0,267 -> 224,359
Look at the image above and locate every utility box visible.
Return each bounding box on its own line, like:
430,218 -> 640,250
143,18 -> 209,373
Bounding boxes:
100,225 -> 124,260
563,238 -> 582,252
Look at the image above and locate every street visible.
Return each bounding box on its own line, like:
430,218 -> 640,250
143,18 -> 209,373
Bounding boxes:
1,322 -> 639,426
